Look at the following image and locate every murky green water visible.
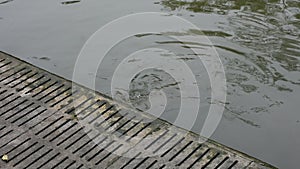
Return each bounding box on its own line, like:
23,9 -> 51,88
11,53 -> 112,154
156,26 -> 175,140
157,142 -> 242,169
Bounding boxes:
0,0 -> 299,168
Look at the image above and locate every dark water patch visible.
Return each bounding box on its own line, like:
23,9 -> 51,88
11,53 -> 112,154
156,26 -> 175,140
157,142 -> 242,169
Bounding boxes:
161,0 -> 282,15
32,56 -> 51,61
156,40 -> 210,48
286,0 -> 300,8
239,84 -> 259,93
176,57 -> 195,61
235,115 -> 261,128
181,45 -> 205,49
61,0 -> 80,5
215,45 -> 246,55
159,29 -> 232,38
0,0 -> 13,5
135,33 -> 161,38
197,30 -> 232,37
127,58 -> 141,63
225,107 -> 261,128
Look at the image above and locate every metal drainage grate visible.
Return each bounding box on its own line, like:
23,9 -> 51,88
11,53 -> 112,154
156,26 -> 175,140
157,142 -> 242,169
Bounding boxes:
0,52 -> 275,169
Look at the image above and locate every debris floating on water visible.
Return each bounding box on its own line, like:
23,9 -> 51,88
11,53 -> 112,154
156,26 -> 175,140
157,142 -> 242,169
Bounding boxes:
2,154 -> 8,161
